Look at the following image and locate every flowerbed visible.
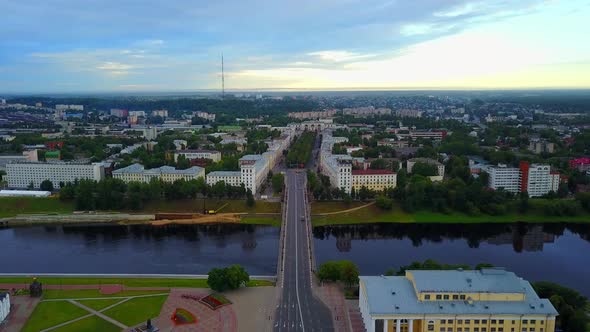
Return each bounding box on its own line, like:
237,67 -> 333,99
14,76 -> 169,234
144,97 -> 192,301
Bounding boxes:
199,293 -> 232,310
171,308 -> 197,325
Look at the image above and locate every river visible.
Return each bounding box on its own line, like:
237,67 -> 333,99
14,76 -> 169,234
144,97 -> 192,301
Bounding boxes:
313,223 -> 590,296
0,224 -> 279,275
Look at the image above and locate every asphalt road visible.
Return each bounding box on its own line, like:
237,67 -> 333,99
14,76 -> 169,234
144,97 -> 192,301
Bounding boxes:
274,170 -> 334,331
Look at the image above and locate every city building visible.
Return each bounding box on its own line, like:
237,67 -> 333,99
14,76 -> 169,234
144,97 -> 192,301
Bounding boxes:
206,171 -> 242,187
359,269 -> 558,332
194,111 -> 216,121
319,130 -> 353,193
173,140 -> 188,150
487,164 -> 521,194
288,109 -> 338,119
351,169 -> 397,191
0,292 -> 9,324
528,139 -> 555,154
151,109 -> 168,118
6,162 -> 105,188
520,162 -> 560,197
112,164 -> 205,183
55,104 -> 84,111
110,108 -> 129,118
569,157 -> 590,172
174,150 -> 221,163
407,158 -> 445,182
408,130 -> 447,140
395,109 -> 423,118
343,106 -> 392,117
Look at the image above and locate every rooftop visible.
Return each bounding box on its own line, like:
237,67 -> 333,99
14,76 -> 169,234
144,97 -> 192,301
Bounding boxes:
113,163 -> 204,175
361,270 -> 558,316
352,169 -> 396,175
207,171 -> 241,177
410,269 -> 524,293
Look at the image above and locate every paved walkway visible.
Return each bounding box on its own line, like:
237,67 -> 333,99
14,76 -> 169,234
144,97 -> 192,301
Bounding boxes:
315,283 -> 352,332
0,283 -> 169,293
68,300 -> 128,329
0,296 -> 40,332
347,299 -> 366,332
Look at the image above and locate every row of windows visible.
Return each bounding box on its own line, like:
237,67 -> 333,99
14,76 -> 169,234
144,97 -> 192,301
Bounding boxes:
424,294 -> 467,300
440,320 -> 544,326
435,328 -> 543,332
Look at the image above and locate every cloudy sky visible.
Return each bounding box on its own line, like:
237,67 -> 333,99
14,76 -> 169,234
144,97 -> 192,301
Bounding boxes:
1,0 -> 590,93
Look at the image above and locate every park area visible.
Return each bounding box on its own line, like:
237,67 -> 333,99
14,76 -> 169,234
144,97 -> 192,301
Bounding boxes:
311,200 -> 590,226
0,276 -> 276,332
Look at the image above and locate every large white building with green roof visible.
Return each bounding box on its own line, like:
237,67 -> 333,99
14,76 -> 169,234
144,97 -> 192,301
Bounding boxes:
359,269 -> 558,332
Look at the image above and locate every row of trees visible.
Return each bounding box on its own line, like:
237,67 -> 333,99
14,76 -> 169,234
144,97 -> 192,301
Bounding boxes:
207,264 -> 250,292
286,131 -> 315,167
59,177 -> 252,211
317,260 -> 359,287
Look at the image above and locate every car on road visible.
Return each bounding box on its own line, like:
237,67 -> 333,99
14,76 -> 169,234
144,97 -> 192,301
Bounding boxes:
301,216 -> 305,222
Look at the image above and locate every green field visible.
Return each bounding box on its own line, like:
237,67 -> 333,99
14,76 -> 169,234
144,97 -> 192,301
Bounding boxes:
241,215 -> 281,226
102,295 -> 168,326
21,301 -> 89,332
77,298 -> 125,311
42,289 -> 167,300
0,276 -> 274,288
0,197 -> 74,218
311,201 -> 590,226
52,315 -> 120,332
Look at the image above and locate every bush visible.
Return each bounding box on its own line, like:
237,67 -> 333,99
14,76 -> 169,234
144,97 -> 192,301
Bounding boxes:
375,195 -> 393,210
317,260 -> 359,287
207,265 -> 250,292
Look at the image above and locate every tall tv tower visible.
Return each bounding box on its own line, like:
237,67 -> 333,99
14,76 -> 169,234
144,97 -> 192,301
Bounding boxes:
221,53 -> 225,99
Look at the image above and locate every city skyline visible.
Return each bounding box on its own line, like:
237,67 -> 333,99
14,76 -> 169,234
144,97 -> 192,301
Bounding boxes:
1,0 -> 590,93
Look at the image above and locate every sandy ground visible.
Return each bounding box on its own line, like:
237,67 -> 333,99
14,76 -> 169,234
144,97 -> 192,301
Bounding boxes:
224,286 -> 277,332
150,213 -> 244,225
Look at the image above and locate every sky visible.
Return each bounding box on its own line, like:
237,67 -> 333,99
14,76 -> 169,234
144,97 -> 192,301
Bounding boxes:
1,0 -> 590,93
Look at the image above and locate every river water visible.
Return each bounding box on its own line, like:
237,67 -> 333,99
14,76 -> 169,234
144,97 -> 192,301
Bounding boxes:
313,223 -> 590,296
0,224 -> 279,275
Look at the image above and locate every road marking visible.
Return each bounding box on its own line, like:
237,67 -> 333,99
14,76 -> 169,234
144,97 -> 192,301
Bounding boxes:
294,173 -> 306,332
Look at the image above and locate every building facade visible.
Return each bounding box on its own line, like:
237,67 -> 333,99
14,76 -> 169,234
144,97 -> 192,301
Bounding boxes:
174,150 -> 221,163
112,164 -> 205,183
0,292 -> 9,324
352,169 -> 397,191
206,171 -> 242,187
487,164 -> 521,194
6,162 -> 105,188
359,269 -> 557,332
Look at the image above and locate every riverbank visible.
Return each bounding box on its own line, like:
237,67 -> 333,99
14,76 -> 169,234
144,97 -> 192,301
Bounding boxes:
311,201 -> 590,226
0,197 -> 281,227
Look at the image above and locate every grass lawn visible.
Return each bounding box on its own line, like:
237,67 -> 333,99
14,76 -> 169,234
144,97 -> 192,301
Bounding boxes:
0,197 -> 74,218
102,295 -> 168,327
52,315 -> 120,332
76,298 -> 125,311
140,199 -> 281,214
240,215 -> 281,226
21,301 -> 89,332
311,201 -> 590,226
42,289 -> 168,300
0,276 -> 274,288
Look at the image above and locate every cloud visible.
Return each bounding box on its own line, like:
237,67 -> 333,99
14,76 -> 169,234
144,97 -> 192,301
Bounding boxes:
307,51 -> 377,63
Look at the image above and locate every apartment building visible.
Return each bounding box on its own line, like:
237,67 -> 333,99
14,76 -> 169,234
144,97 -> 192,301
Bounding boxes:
206,171 -> 242,187
112,164 -> 204,183
487,164 -> 521,194
288,109 -> 338,119
6,162 -> 105,188
528,139 -> 555,154
521,162 -> 560,197
174,150 -> 221,163
319,130 -> 353,193
359,269 -> 557,332
151,109 -> 168,118
352,169 -> 397,191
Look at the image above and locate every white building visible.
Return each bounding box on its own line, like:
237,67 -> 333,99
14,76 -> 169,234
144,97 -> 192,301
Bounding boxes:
525,164 -> 560,197
487,164 -> 521,194
56,104 -> 84,111
6,162 -> 105,189
174,150 -> 221,163
112,164 -> 205,183
194,111 -> 216,121
319,130 -> 353,193
407,158 -> 445,182
151,109 -> 168,117
352,169 -> 397,192
206,171 -> 242,187
0,190 -> 51,197
0,292 -> 9,324
173,140 -> 188,150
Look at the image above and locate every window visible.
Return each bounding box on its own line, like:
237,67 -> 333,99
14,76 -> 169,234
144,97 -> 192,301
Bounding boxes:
482,329 -> 487,332
499,321 -> 504,324
475,320 -> 480,324
530,329 -> 535,332
465,320 -> 471,324
475,328 -> 480,332
522,320 -> 528,325
453,295 -> 459,300
499,328 -> 504,332
512,321 -> 516,324
491,328 -> 496,332
457,328 -> 462,332
442,320 -> 446,324
447,328 -> 453,332
429,325 -> 434,331
458,320 -> 463,324
449,320 -> 454,324
436,295 -> 443,300
460,295 -> 466,300
530,320 -> 535,324
482,320 -> 488,324
465,328 -> 470,332
425,295 -> 431,300
444,295 -> 450,300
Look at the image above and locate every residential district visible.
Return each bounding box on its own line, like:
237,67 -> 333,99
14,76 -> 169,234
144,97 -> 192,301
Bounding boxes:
0,92 -> 589,331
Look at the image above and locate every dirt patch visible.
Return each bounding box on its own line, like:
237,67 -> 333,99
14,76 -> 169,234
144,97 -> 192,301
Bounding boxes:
151,213 -> 245,226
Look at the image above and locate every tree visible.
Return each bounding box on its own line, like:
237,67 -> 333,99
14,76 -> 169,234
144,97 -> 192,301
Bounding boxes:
40,180 -> 54,192
317,261 -> 341,282
246,189 -> 255,207
207,268 -> 229,292
225,264 -> 250,289
28,181 -> 35,189
176,155 -> 191,170
411,162 -> 438,177
375,195 -> 393,210
271,173 -> 285,193
339,261 -> 359,287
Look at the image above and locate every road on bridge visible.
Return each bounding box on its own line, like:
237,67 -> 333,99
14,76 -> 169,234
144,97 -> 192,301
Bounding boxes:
274,170 -> 334,331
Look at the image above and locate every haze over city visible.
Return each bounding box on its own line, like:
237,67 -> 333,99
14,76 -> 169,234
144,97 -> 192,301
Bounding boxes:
2,0 -> 590,93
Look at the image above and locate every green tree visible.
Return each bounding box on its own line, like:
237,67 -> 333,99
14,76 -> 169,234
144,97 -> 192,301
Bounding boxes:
411,162 -> 438,177
317,261 -> 341,282
40,180 -> 54,191
246,189 -> 255,207
225,264 -> 250,289
375,195 -> 393,210
271,173 -> 285,193
176,155 -> 191,170
207,268 -> 228,292
339,260 -> 360,287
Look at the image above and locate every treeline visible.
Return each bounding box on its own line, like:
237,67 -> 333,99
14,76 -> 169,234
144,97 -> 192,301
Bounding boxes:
59,177 -> 252,210
533,281 -> 589,332
286,131 -> 315,166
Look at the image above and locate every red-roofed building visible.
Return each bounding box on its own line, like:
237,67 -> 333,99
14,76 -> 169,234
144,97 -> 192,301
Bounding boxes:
352,169 -> 397,191
45,141 -> 64,150
569,158 -> 590,172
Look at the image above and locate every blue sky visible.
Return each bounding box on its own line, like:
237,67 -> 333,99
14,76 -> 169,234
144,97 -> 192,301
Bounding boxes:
1,0 -> 590,93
